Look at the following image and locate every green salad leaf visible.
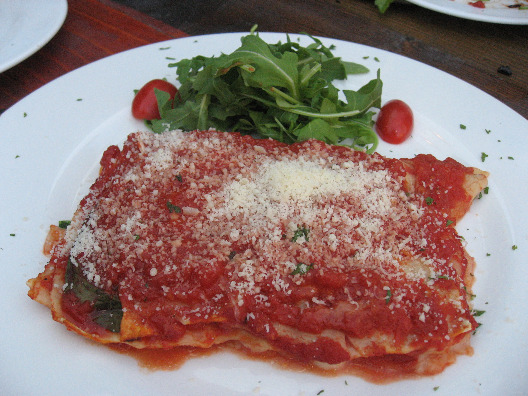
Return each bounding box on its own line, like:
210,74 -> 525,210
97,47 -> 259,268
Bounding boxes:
149,31 -> 382,153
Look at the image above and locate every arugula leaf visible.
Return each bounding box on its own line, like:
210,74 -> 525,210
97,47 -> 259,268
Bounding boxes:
156,32 -> 382,153
65,260 -> 122,333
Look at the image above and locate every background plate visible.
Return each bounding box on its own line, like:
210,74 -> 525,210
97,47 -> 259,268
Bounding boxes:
0,0 -> 68,73
0,33 -> 527,396
406,0 -> 528,24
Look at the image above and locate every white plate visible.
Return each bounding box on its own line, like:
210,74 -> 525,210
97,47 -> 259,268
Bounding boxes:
1,33 -> 527,396
0,0 -> 68,73
407,0 -> 528,24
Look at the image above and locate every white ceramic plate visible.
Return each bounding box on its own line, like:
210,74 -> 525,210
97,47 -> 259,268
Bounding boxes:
1,33 -> 527,396
406,0 -> 528,24
0,0 -> 68,73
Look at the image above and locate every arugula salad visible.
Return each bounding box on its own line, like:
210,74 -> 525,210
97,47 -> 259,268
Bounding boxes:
133,29 -> 384,153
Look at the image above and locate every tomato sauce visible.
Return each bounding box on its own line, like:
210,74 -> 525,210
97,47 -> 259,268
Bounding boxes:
52,130 -> 482,377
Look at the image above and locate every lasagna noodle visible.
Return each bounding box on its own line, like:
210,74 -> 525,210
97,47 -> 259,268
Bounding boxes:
28,129 -> 488,377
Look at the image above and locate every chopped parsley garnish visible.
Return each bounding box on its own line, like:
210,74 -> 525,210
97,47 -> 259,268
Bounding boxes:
228,251 -> 237,260
425,197 -> 434,205
291,226 -> 310,242
508,156 -> 514,160
460,124 -> 467,130
483,186 -> 489,194
471,309 -> 486,317
9,233 -> 15,237
134,234 -> 141,241
175,174 -> 183,182
485,129 -> 491,134
486,253 -> 491,256
512,245 -> 518,250
385,288 -> 392,304
446,220 -> 454,226
481,152 -> 488,162
290,262 -> 313,275
166,201 -> 182,213
58,220 -> 71,229
317,390 -> 325,395
433,386 -> 440,391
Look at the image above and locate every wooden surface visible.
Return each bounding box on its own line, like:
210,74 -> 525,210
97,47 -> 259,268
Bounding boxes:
0,0 -> 187,113
1,0 -> 527,121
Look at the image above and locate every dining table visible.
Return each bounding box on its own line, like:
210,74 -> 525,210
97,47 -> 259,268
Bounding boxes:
2,1 -> 528,395
0,0 -> 527,120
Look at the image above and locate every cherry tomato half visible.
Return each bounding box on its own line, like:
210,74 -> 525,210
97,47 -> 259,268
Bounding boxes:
132,79 -> 178,120
375,99 -> 414,144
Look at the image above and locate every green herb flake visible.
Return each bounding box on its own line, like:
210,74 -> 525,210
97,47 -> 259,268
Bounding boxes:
512,245 -> 518,250
290,263 -> 313,275
9,233 -> 15,237
425,197 -> 434,205
481,152 -> 488,162
23,112 -> 27,117
166,201 -> 182,213
485,129 -> 491,134
508,156 -> 514,160
460,124 -> 467,130
385,288 -> 392,304
317,390 -> 324,395
434,386 -> 440,391
483,186 -> 489,194
472,309 -> 486,317
134,234 -> 141,241
486,253 -> 491,256
159,46 -> 171,50
76,98 -> 83,102
446,220 -> 454,226
15,155 -> 20,159
291,226 -> 310,243
58,220 -> 71,229
175,174 -> 183,182
228,251 -> 237,260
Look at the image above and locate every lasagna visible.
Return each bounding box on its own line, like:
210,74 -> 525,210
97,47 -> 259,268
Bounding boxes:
28,129 -> 488,378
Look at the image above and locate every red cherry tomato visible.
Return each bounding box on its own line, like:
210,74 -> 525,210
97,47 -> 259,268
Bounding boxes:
132,79 -> 178,120
375,99 -> 414,144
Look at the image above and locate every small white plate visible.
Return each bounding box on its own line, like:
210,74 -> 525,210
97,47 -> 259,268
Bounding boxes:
0,0 -> 68,73
407,0 -> 528,24
1,33 -> 527,395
